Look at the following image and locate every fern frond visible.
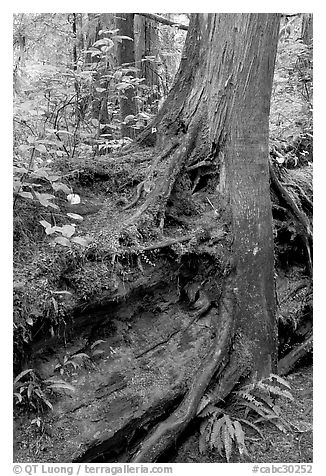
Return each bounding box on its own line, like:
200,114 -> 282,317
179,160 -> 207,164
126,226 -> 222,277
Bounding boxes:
199,418 -> 211,437
267,374 -> 292,389
254,414 -> 290,433
258,382 -> 294,400
238,400 -> 272,419
238,418 -> 264,438
200,404 -> 223,418
222,421 -> 233,462
233,420 -> 249,457
237,391 -> 264,407
224,414 -> 235,440
209,416 -> 225,449
199,428 -> 207,454
196,394 -> 211,415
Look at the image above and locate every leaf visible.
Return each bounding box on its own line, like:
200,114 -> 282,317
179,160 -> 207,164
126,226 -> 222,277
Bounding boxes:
35,192 -> 59,209
71,236 -> 91,247
67,193 -> 81,205
124,114 -> 135,123
45,226 -> 57,235
18,191 -> 33,200
101,45 -> 113,53
90,340 -> 106,349
53,236 -> 71,247
47,382 -> 75,393
92,349 -> 105,356
26,317 -> 33,326
93,38 -> 115,48
18,144 -> 33,153
42,397 -> 53,409
35,144 -> 47,154
27,383 -> 33,399
56,130 -> 74,136
67,213 -> 83,221
14,369 -> 33,385
14,392 -> 22,403
52,182 -> 72,194
52,297 -> 58,313
52,290 -> 72,295
40,220 -> 51,229
73,353 -> 90,360
112,35 -> 134,42
61,224 -> 76,238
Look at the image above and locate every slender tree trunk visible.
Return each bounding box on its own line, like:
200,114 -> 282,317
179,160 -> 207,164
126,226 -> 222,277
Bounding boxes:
116,13 -> 137,138
301,14 -> 313,45
84,13 -> 116,149
134,15 -> 160,114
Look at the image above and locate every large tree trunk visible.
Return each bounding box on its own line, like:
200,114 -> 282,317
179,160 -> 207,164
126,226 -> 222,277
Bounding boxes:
126,13 -> 281,462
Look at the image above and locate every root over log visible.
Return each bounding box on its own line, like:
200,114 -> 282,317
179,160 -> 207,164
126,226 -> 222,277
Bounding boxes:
131,274 -> 237,462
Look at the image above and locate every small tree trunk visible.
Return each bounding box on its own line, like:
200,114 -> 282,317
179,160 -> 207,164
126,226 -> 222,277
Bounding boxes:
116,13 -> 137,138
134,15 -> 160,114
301,14 -> 313,45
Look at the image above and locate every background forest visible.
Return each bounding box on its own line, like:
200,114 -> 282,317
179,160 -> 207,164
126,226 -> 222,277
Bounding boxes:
13,13 -> 313,465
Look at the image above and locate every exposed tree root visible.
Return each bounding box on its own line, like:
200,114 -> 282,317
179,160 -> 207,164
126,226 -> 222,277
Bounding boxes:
269,162 -> 312,240
140,235 -> 192,252
126,120 -> 202,228
278,333 -> 313,376
269,161 -> 312,274
123,182 -> 144,210
123,142 -> 179,211
130,275 -> 236,462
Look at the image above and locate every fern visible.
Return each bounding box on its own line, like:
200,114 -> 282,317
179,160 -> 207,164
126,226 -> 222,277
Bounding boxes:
199,410 -> 249,461
198,373 -> 293,460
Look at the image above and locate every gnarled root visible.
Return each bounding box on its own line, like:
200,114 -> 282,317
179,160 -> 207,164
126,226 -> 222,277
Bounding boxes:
126,120 -> 202,228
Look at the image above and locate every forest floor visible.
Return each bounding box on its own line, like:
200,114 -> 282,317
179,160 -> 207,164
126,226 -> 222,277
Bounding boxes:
14,364 -> 313,463
13,150 -> 313,464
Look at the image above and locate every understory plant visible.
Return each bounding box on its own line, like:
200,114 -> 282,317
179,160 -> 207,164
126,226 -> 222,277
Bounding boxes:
198,374 -> 293,462
13,368 -> 75,412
